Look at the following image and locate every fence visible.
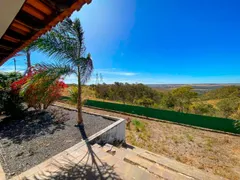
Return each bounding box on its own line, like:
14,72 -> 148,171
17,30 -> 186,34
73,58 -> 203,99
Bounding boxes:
85,100 -> 240,134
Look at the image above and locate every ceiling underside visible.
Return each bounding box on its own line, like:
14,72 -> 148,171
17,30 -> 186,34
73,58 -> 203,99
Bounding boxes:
0,0 -> 91,66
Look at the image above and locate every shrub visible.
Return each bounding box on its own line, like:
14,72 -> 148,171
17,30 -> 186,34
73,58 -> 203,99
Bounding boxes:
190,102 -> 216,116
0,72 -> 22,90
216,98 -> 240,118
69,86 -> 78,104
11,67 -> 67,110
132,119 -> 145,132
171,86 -> 198,112
234,120 -> 240,131
69,85 -> 95,104
0,72 -> 23,118
0,90 -> 23,118
135,97 -> 155,107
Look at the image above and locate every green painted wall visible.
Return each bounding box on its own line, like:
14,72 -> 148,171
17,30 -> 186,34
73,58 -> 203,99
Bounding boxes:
85,100 -> 240,134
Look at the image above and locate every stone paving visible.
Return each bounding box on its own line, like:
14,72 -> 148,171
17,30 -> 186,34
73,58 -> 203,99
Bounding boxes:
7,141 -> 225,180
0,163 -> 6,180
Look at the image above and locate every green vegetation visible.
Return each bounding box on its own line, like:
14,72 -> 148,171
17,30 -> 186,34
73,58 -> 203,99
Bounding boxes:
84,83 -> 240,120
131,119 -> 145,132
93,82 -> 162,105
127,119 -> 150,145
201,86 -> 240,100
190,102 -> 216,116
0,72 -> 23,118
69,85 -> 95,104
0,72 -> 22,89
216,98 -> 240,118
171,86 -> 198,112
31,18 -> 93,126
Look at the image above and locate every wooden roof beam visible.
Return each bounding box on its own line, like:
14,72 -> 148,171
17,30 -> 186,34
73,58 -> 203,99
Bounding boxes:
11,20 -> 31,33
0,45 -> 13,51
5,29 -> 29,41
26,0 -> 53,15
2,35 -> 20,43
22,4 -> 46,20
15,11 -> 46,30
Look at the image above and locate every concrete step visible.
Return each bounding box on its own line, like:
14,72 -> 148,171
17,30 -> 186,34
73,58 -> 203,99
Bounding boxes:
124,153 -> 193,180
93,143 -> 162,179
100,144 -> 191,179
120,144 -> 226,180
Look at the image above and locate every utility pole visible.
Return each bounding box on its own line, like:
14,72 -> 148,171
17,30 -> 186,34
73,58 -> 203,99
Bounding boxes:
14,58 -> 16,72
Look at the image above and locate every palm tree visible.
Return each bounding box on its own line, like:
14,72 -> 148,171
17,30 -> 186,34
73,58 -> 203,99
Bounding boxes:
29,18 -> 93,127
22,42 -> 37,68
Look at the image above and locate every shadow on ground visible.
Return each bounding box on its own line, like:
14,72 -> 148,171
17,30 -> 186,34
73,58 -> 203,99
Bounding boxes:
0,108 -> 69,144
24,126 -> 121,180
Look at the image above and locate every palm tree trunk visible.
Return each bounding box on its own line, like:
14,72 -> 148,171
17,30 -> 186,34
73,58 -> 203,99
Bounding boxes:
77,66 -> 83,125
27,51 -> 31,68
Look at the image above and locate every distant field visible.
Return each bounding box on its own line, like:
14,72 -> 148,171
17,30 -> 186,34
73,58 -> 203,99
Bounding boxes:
147,83 -> 240,93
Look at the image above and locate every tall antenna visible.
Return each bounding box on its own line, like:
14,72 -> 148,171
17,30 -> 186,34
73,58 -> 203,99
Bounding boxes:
100,73 -> 103,84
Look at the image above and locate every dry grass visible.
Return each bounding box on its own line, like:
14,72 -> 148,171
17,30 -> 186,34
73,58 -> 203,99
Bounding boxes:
56,101 -> 240,180
80,106 -> 240,180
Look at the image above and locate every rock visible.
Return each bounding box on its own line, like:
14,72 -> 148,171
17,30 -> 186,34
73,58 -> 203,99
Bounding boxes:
15,151 -> 24,157
2,141 -> 11,147
9,172 -> 15,176
26,151 -> 34,156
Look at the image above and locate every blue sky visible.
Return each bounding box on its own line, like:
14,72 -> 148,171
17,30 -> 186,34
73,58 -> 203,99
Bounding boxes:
1,0 -> 240,84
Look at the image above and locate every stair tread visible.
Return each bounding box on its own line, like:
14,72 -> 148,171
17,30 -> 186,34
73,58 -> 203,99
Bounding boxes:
124,153 -> 193,180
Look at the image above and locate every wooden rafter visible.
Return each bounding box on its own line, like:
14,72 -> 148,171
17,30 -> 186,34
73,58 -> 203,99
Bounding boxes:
26,0 -> 53,15
11,20 -> 31,33
0,0 -> 92,66
22,4 -> 46,20
3,35 -> 20,43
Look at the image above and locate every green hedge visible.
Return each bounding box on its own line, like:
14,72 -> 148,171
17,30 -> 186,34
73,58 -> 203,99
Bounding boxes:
85,100 -> 240,134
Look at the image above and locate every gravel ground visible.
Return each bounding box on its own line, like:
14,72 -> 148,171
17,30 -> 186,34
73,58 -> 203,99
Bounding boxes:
0,106 -> 114,178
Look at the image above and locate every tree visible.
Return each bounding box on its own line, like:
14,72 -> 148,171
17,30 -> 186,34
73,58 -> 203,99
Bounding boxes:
135,97 -> 155,107
22,42 -> 38,69
217,98 -> 239,118
25,18 -> 93,128
171,86 -> 198,112
161,92 -> 175,109
190,102 -> 216,116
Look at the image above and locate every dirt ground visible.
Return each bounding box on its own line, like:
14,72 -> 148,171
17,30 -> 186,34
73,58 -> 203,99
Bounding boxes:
80,105 -> 240,180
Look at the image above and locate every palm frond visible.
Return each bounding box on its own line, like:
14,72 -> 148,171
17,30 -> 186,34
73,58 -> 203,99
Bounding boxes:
21,41 -> 38,53
79,53 -> 94,84
36,31 -> 77,63
21,63 -> 74,95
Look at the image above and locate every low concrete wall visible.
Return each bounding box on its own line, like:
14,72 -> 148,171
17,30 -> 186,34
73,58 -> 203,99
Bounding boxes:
53,103 -> 126,146
88,114 -> 126,145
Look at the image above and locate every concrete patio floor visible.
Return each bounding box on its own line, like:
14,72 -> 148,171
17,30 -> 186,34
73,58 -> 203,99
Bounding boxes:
7,140 -> 225,180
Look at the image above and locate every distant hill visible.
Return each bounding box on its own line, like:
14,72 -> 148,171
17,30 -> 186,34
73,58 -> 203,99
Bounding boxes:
146,83 -> 240,94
